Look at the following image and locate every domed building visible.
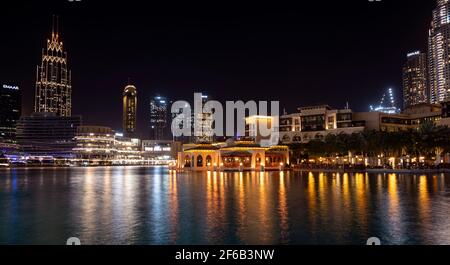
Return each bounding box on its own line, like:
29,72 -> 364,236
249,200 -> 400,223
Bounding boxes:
177,140 -> 289,171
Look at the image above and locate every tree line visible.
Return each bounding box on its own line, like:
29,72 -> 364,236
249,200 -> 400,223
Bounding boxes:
289,122 -> 450,166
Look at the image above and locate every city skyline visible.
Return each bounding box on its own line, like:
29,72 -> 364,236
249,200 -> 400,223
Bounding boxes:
5,0 -> 450,252
0,0 -> 436,135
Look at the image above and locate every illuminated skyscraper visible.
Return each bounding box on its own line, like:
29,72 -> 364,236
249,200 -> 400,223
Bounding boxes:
123,84 -> 137,137
34,16 -> 72,117
429,0 -> 450,104
403,51 -> 428,108
172,93 -> 213,143
0,84 -> 21,142
194,93 -> 213,143
150,96 -> 168,140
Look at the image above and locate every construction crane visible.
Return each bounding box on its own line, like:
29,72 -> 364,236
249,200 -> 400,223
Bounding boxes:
369,88 -> 401,114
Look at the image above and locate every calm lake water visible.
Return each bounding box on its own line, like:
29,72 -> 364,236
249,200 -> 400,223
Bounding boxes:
1,166 -> 450,245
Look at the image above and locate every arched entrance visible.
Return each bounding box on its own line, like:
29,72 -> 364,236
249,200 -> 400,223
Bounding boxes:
197,155 -> 204,167
255,153 -> 262,167
184,155 -> 191,167
206,155 -> 212,166
282,135 -> 291,143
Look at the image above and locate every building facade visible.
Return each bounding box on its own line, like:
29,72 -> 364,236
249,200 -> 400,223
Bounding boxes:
72,126 -> 116,165
34,17 -> 72,117
280,105 -> 365,144
279,104 -> 446,145
354,104 -> 442,132
123,84 -> 137,137
16,113 -> 81,157
114,135 -> 142,164
72,126 -> 180,165
150,96 -> 168,140
403,51 -> 428,108
142,140 -> 181,161
177,141 -> 289,171
429,0 -> 450,104
0,84 -> 21,142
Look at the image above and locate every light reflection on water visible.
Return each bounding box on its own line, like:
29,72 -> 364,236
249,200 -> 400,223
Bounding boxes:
1,167 -> 450,245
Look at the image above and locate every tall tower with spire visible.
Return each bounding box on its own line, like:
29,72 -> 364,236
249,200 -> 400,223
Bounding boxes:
34,16 -> 72,117
123,82 -> 138,137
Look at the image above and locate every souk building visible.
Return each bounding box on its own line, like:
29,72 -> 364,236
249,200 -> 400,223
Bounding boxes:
176,115 -> 289,171
177,140 -> 290,171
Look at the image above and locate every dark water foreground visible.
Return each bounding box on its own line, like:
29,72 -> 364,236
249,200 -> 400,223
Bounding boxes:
0,166 -> 449,245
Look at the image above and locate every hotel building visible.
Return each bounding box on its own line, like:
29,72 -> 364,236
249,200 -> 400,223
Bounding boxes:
403,51 -> 428,108
279,105 -> 365,144
280,103 -> 449,145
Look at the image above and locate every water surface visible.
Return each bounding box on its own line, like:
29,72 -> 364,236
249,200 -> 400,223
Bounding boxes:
1,167 -> 449,245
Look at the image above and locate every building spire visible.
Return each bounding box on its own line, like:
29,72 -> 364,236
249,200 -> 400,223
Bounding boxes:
52,15 -> 55,37
51,15 -> 60,40
56,15 -> 59,37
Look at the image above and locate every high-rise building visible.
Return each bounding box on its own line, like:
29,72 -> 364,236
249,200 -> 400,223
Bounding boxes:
172,93 -> 213,143
0,84 -> 21,142
245,116 -> 276,147
193,93 -> 213,143
123,84 -> 137,137
150,96 -> 168,140
403,51 -> 428,108
34,16 -> 72,117
429,0 -> 450,104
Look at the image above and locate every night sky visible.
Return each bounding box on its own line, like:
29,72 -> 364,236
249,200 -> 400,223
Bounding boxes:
0,0 -> 436,136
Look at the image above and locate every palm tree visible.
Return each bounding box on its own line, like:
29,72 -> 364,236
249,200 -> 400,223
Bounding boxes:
289,143 -> 306,164
361,130 -> 386,167
306,140 -> 327,158
324,134 -> 340,156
